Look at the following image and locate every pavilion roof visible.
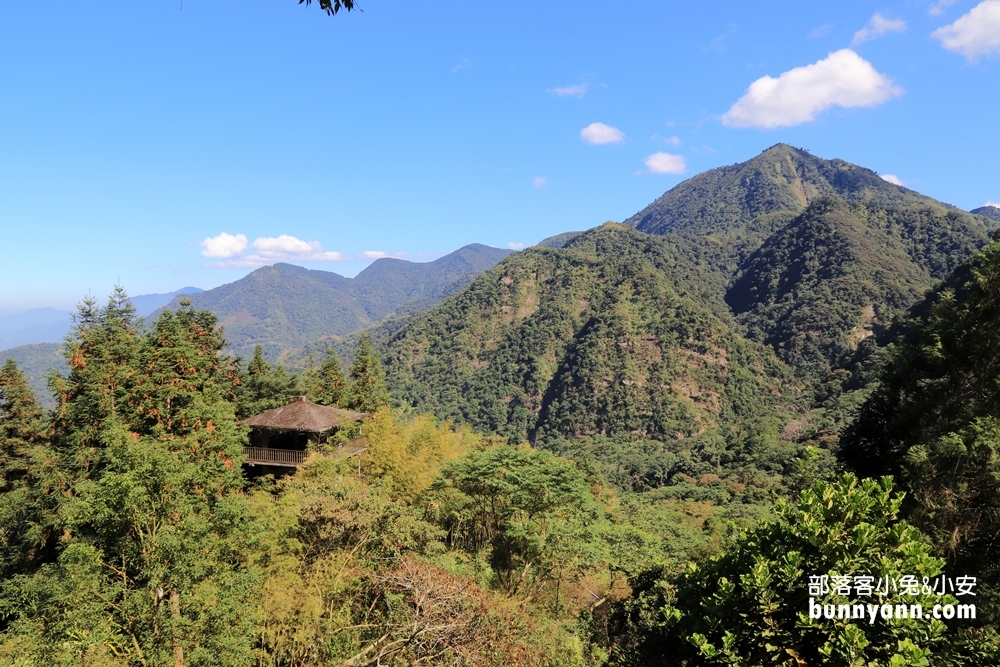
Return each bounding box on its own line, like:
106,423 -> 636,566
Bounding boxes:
242,396 -> 367,433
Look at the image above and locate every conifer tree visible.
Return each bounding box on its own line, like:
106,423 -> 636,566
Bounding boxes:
307,347 -> 348,406
1,296 -> 257,665
50,287 -> 141,472
347,334 -> 391,413
0,359 -> 57,578
237,344 -> 300,418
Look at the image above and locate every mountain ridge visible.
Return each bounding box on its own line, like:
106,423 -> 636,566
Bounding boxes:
158,243 -> 513,359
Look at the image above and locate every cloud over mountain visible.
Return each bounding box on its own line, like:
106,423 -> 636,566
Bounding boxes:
201,233 -> 345,267
644,152 -> 686,174
201,232 -> 248,258
721,49 -> 902,129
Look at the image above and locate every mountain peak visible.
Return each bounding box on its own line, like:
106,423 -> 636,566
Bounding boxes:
624,145 -> 941,239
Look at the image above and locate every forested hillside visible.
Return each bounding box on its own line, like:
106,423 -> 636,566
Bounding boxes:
0,343 -> 64,405
617,145 -> 996,384
840,238 -> 1000,619
160,244 -> 512,360
727,196 -> 990,378
972,205 -> 1000,222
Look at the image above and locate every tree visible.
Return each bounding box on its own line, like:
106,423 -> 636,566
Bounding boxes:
612,474 -> 998,666
237,344 -> 300,419
298,0 -> 356,16
306,347 -> 348,407
348,334 -> 391,413
430,446 -> 600,600
840,240 -> 1000,620
1,296 -> 258,666
0,359 -> 56,579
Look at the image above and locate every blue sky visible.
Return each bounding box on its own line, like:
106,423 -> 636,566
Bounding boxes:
1,0 -> 998,312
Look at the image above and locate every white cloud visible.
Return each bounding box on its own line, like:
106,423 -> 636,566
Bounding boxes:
881,174 -> 904,186
362,251 -> 390,260
929,0 -> 957,17
207,234 -> 346,267
507,242 -> 527,250
533,176 -> 548,189
932,1 -> 1000,61
200,232 -> 248,258
580,122 -> 625,145
452,56 -> 473,73
548,83 -> 589,97
252,235 -> 316,257
644,152 -> 687,174
664,135 -> 683,146
986,200 -> 1000,208
852,13 -> 907,46
721,49 -> 902,129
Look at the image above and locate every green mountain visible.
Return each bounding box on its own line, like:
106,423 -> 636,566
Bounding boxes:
972,205 -> 1000,222
625,143 -> 969,242
727,196 -> 991,378
382,224 -> 794,448
0,343 -> 65,406
839,238 -> 1000,617
622,144 -> 994,381
160,244 -> 512,360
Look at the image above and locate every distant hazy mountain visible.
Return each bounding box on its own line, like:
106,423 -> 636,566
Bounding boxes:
159,244 -> 513,360
0,342 -> 65,406
972,205 -> 1000,222
0,287 -> 202,350
0,308 -> 72,350
129,286 -> 202,317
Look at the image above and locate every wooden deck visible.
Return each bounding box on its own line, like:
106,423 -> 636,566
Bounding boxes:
242,443 -> 368,468
243,446 -> 307,467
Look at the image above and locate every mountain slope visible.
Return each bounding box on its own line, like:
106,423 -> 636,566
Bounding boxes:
162,244 -> 513,359
839,238 -> 1000,613
972,205 -> 1000,222
726,197 -> 992,377
0,343 -> 65,406
382,224 -> 794,445
626,143 -> 967,240
621,145 -> 995,383
349,243 -> 513,319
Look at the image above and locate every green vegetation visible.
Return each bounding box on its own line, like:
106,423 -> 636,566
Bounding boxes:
727,196 -> 988,380
841,239 -> 1000,621
5,146 -> 1000,664
0,342 -> 65,408
159,244 -> 511,361
971,205 -> 1000,222
611,475 -> 998,666
383,223 -> 789,445
347,334 -> 391,413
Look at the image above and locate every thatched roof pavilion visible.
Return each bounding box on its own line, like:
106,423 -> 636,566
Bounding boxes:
242,396 -> 367,434
241,397 -> 368,468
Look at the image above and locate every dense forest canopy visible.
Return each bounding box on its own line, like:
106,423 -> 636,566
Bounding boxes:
4,146 -> 1000,664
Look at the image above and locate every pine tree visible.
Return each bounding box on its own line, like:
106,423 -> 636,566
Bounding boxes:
50,287 -> 141,472
307,347 -> 348,406
348,334 -> 391,413
0,359 -> 57,578
1,296 -> 258,665
237,344 -> 300,418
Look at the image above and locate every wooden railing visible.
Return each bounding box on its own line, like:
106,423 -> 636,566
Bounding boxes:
243,447 -> 307,467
